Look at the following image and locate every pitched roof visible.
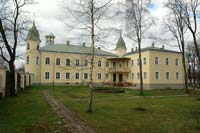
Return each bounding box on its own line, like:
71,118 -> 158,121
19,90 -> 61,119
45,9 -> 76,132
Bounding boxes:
126,46 -> 181,56
40,44 -> 117,57
115,34 -> 127,50
25,22 -> 41,42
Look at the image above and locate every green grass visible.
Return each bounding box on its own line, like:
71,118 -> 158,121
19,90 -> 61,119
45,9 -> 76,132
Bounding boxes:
49,86 -> 200,133
1,86 -> 200,133
0,86 -> 59,133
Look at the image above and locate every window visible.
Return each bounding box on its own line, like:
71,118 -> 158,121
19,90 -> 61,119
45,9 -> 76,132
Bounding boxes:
45,72 -> 50,79
155,72 -> 159,80
166,58 -> 169,65
127,74 -> 129,80
66,73 -> 70,79
137,73 -> 140,79
119,61 -> 122,68
113,62 -> 116,68
66,59 -> 70,66
132,73 -> 134,80
75,73 -> 79,79
45,57 -> 50,65
106,73 -> 109,79
176,72 -> 179,79
137,59 -> 140,65
175,58 -> 179,66
84,60 -> 88,66
56,72 -> 60,79
155,57 -> 159,64
36,57 -> 39,64
27,42 -> 30,50
144,72 -> 147,79
76,59 -> 80,66
27,56 -> 29,64
143,58 -> 146,65
56,58 -> 60,65
37,44 -> 39,50
126,61 -> 129,67
131,60 -> 134,66
106,61 -> 109,67
84,73 -> 88,79
166,72 -> 170,80
98,73 -> 101,80
98,61 -> 101,67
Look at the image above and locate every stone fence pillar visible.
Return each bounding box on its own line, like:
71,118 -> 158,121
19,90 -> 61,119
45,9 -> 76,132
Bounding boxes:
0,67 -> 7,99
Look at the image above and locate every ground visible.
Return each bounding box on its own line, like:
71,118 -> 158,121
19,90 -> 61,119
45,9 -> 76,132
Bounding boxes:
0,86 -> 200,133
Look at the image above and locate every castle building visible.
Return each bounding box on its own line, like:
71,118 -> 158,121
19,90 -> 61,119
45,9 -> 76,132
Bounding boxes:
25,22 -> 185,89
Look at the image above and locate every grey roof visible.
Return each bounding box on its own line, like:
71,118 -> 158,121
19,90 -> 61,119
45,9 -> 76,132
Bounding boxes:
40,44 -> 117,57
115,34 -> 127,50
126,46 -> 181,56
25,22 -> 41,42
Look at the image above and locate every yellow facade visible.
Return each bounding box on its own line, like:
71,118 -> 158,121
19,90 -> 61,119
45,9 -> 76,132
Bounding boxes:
24,23 -> 185,89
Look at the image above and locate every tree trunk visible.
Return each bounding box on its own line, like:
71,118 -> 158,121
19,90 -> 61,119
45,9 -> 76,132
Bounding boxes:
9,61 -> 16,96
87,0 -> 94,113
138,39 -> 143,96
181,41 -> 189,93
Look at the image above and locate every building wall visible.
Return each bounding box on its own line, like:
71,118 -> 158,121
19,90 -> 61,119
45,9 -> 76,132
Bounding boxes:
126,50 -> 184,89
25,40 -> 41,83
40,51 -> 112,85
126,51 -> 151,84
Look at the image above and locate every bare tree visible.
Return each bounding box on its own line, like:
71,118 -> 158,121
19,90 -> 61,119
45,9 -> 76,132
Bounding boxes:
63,0 -> 112,112
125,0 -> 154,96
0,0 -> 34,96
165,0 -> 189,93
176,0 -> 200,71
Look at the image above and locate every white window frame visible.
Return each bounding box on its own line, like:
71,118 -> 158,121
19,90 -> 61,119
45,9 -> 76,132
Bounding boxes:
56,72 -> 61,79
66,73 -> 70,80
45,57 -> 50,65
155,57 -> 159,64
155,72 -> 159,80
75,73 -> 79,79
45,72 -> 50,79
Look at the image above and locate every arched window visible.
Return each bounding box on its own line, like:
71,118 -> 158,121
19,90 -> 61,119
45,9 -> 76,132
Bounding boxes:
27,42 -> 30,50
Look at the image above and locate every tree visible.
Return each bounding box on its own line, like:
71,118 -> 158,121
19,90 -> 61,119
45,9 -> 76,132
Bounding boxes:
63,0 -> 112,112
177,0 -> 200,73
0,0 -> 34,96
165,0 -> 189,93
125,0 -> 154,96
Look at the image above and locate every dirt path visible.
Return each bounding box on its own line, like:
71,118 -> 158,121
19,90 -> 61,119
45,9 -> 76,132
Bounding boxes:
43,90 -> 95,133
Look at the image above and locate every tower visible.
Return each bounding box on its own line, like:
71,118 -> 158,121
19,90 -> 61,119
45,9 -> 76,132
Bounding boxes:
45,33 -> 55,45
25,22 -> 41,84
115,32 -> 127,57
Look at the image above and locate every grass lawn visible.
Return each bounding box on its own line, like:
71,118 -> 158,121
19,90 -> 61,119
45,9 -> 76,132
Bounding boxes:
0,87 -> 60,133
49,86 -> 200,133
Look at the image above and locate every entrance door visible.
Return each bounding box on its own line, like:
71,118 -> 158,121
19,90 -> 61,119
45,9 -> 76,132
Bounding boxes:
113,74 -> 116,82
119,74 -> 123,82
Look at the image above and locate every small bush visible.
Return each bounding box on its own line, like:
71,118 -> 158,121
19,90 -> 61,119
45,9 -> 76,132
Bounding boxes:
134,107 -> 146,111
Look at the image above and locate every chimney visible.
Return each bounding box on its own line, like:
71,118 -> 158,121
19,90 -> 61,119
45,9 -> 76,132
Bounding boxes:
135,47 -> 138,51
162,45 -> 165,49
152,42 -> 154,48
66,41 -> 70,45
131,48 -> 134,52
98,47 -> 101,50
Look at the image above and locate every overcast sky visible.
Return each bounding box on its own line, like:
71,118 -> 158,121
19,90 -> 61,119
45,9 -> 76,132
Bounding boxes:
16,0 -> 180,67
